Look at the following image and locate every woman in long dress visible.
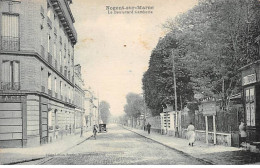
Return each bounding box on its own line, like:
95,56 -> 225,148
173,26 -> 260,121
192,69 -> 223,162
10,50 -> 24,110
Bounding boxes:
187,122 -> 195,146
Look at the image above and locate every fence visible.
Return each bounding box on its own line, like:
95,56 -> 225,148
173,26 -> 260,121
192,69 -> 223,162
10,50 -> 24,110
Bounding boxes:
182,104 -> 244,133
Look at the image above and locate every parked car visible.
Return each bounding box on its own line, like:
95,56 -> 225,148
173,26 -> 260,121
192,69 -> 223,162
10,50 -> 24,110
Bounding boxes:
99,124 -> 107,133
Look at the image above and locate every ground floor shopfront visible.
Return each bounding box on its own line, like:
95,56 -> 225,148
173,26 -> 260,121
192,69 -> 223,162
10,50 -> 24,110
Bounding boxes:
0,93 -> 84,148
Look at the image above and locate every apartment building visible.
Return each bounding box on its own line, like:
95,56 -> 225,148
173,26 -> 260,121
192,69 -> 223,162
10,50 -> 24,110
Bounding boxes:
0,0 -> 82,147
74,64 -> 85,132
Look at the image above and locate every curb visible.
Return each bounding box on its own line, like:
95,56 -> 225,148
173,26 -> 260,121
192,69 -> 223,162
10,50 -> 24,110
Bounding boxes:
2,133 -> 93,165
122,126 -> 215,165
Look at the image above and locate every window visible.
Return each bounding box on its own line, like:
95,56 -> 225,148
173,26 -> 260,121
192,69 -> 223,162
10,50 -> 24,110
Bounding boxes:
2,60 -> 20,90
1,13 -> 19,51
54,43 -> 57,60
59,50 -> 62,65
47,34 -> 50,53
54,77 -> 57,93
60,81 -> 62,96
48,72 -> 52,90
245,87 -> 255,126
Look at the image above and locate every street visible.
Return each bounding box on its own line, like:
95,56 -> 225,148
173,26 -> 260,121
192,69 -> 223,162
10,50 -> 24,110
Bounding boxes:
23,124 -> 204,165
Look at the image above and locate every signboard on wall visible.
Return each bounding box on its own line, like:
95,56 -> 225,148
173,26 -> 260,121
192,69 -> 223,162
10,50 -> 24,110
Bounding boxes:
243,74 -> 256,86
201,101 -> 216,116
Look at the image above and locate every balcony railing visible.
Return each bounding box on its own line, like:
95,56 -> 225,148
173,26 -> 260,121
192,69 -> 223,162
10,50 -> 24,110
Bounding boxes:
47,16 -> 52,29
41,45 -> 45,58
0,82 -> 20,90
48,52 -> 52,65
41,86 -> 45,92
1,36 -> 20,51
48,89 -> 52,96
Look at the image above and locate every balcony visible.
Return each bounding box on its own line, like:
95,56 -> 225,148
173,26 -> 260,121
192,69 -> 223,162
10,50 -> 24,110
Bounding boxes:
1,36 -> 20,51
48,52 -> 52,65
41,45 -> 45,58
47,16 -> 52,29
0,82 -> 20,90
41,86 -> 45,92
48,89 -> 52,96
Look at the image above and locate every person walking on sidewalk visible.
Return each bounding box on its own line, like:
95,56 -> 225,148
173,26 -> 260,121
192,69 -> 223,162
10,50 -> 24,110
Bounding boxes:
239,121 -> 247,147
147,123 -> 151,134
93,124 -> 98,140
187,122 -> 195,147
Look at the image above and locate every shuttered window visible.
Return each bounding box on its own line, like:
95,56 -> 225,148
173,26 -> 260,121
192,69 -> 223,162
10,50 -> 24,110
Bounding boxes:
1,13 -> 19,50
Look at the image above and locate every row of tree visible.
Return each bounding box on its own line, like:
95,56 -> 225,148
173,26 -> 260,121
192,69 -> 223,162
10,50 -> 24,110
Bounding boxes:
143,0 -> 260,116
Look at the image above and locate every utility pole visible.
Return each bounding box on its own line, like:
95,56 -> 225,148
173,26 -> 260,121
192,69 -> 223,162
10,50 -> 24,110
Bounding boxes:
172,49 -> 179,137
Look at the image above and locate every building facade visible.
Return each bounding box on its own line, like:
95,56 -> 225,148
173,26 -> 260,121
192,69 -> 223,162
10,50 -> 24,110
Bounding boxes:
74,64 -> 85,133
0,0 -> 81,147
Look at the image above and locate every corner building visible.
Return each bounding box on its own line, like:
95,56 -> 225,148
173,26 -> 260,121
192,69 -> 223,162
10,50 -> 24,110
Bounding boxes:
0,0 -> 81,147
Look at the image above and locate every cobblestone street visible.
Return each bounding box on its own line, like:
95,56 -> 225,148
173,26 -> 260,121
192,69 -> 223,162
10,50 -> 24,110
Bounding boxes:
24,124 -> 205,165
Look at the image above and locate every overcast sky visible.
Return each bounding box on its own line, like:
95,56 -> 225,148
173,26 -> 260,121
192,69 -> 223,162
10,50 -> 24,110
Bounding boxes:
71,0 -> 198,116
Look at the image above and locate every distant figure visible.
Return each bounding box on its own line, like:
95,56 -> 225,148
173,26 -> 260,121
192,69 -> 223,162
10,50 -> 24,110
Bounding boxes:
147,123 -> 151,134
239,121 -> 247,147
93,124 -> 98,140
187,122 -> 195,147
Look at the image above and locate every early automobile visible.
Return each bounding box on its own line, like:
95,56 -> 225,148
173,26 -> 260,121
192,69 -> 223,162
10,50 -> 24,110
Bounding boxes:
99,124 -> 107,133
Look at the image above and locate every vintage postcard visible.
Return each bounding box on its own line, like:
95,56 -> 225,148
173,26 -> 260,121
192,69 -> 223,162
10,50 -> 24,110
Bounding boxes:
0,0 -> 260,165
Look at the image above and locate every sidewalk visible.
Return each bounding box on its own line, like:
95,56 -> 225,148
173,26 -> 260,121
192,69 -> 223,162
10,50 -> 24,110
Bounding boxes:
0,130 -> 93,165
124,126 -> 260,165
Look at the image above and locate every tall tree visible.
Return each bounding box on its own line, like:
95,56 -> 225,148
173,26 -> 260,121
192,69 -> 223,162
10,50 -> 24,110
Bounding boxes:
124,93 -> 145,118
99,101 -> 111,124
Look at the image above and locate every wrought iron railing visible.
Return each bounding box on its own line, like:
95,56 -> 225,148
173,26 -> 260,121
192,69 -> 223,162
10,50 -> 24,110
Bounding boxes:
1,36 -> 20,51
0,82 -> 20,90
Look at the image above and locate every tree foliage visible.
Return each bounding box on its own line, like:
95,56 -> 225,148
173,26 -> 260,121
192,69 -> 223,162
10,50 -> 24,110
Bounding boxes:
99,101 -> 111,124
143,0 -> 260,116
124,93 -> 145,118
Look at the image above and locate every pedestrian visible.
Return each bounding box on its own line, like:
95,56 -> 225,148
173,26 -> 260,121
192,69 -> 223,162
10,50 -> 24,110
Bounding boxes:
93,124 -> 98,140
239,121 -> 247,147
147,123 -> 151,134
187,122 -> 195,147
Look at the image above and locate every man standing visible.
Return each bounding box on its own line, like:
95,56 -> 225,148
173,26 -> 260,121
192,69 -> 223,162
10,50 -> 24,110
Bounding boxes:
147,123 -> 151,134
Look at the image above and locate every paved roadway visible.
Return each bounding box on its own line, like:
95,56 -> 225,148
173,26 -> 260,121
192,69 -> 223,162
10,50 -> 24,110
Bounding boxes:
22,124 -> 205,165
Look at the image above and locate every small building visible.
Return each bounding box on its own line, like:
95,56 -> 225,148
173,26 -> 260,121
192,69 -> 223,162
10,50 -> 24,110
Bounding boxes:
240,60 -> 260,144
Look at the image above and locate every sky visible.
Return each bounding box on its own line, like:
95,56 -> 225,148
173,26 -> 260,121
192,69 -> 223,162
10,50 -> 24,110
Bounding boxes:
70,0 -> 198,116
